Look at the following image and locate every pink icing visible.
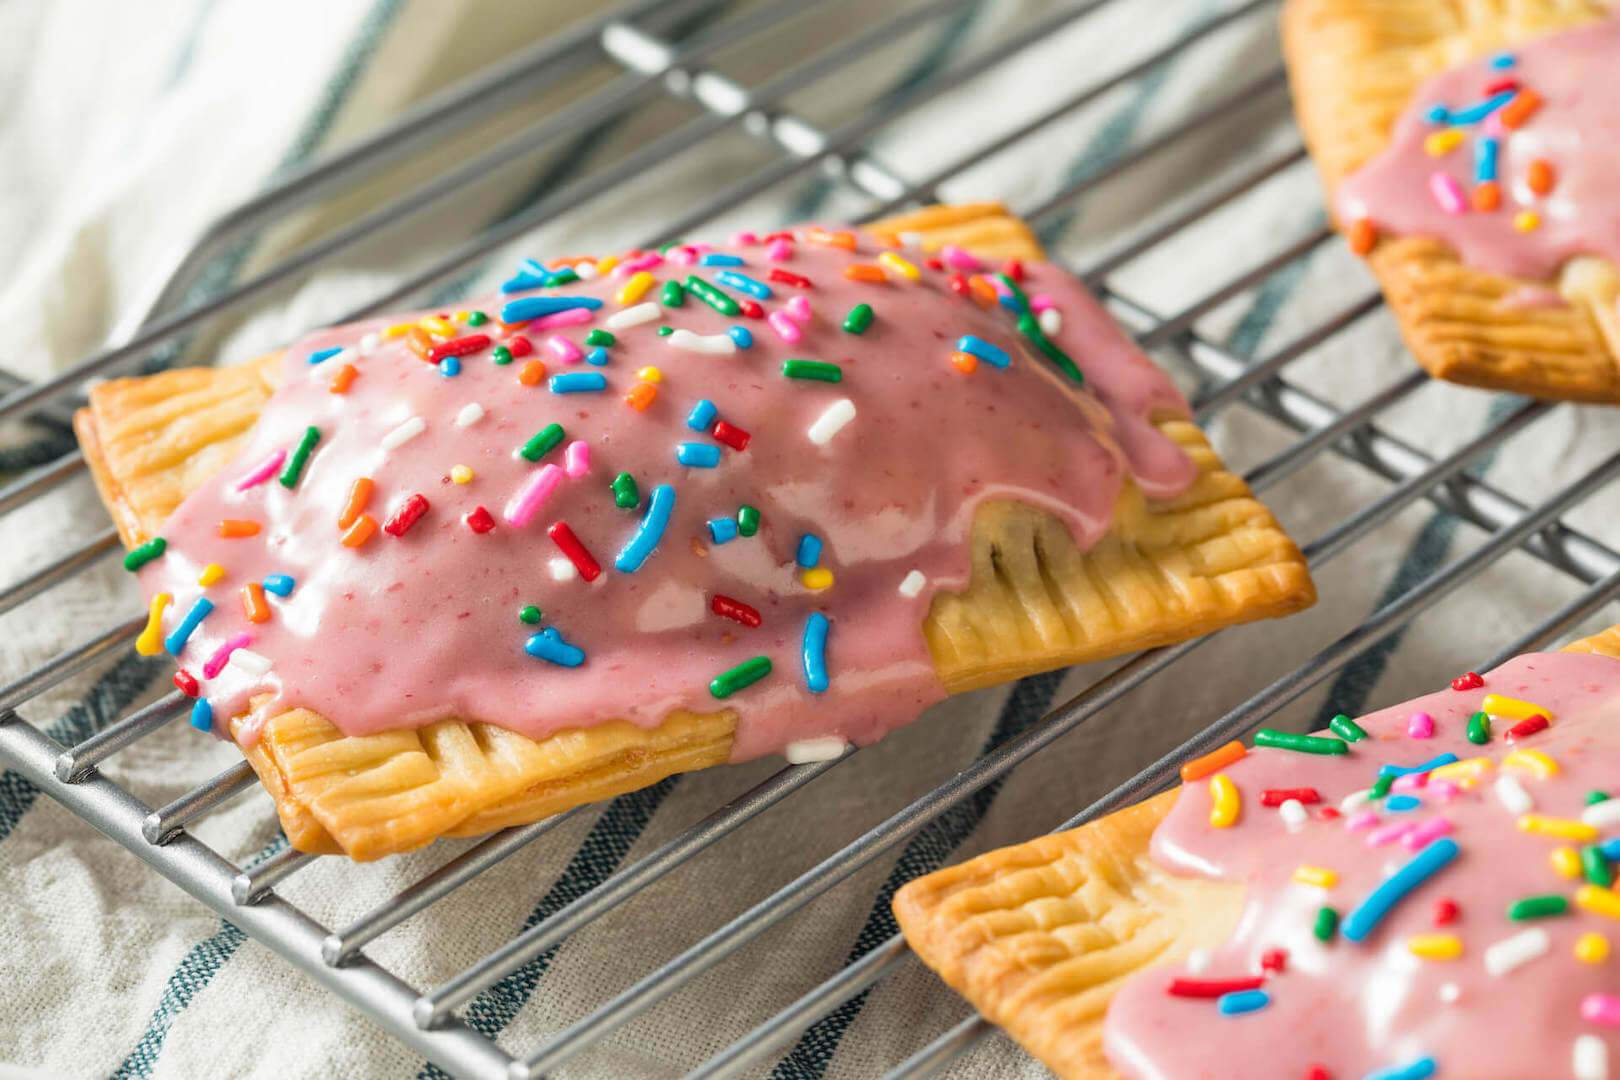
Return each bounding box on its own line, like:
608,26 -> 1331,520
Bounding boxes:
1336,17 -> 1620,281
1104,651 -> 1620,1077
135,228 -> 1196,762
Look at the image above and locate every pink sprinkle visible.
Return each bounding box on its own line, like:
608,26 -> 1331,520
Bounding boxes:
785,296 -> 812,322
234,449 -> 287,492
203,632 -> 251,679
765,238 -> 793,261
1345,810 -> 1380,832
547,336 -> 584,364
730,231 -> 758,246
668,245 -> 699,266
1366,820 -> 1416,847
941,243 -> 981,271
564,440 -> 590,479
613,253 -> 663,277
1580,994 -> 1620,1025
990,277 -> 1013,298
691,243 -> 714,254
1430,780 -> 1461,802
1481,112 -> 1508,137
504,464 -> 565,528
1429,172 -> 1468,214
1029,293 -> 1055,313
1407,711 -> 1435,738
1391,772 -> 1429,794
767,311 -> 802,343
1402,816 -> 1454,850
532,308 -> 594,330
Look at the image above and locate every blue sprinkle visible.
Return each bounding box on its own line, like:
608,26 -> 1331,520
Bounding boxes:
796,534 -> 822,568
707,517 -> 738,544
1379,753 -> 1458,778
996,293 -> 1022,312
439,356 -> 461,377
1602,837 -> 1620,862
550,372 -> 607,394
500,271 -> 548,294
1363,1058 -> 1437,1080
727,326 -> 753,349
686,399 -> 718,431
499,296 -> 603,322
956,334 -> 1011,369
1489,52 -> 1516,69
165,597 -> 215,656
677,443 -> 722,468
1215,989 -> 1269,1016
1474,136 -> 1499,182
190,698 -> 213,732
262,575 -> 295,597
1447,89 -> 1516,125
1342,839 -> 1459,942
525,627 -> 585,667
1425,104 -> 1450,124
700,253 -> 745,267
715,270 -> 772,299
1385,795 -> 1421,812
584,346 -> 609,366
801,613 -> 830,693
617,484 -> 675,572
307,346 -> 343,365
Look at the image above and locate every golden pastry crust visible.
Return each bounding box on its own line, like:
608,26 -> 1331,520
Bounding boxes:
893,625 -> 1620,1079
76,204 -> 1313,860
1282,0 -> 1620,402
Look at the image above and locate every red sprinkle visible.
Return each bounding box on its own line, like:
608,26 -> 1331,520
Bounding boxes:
548,522 -> 602,582
383,494 -> 430,537
1001,257 -> 1024,282
1260,948 -> 1288,973
768,268 -> 811,289
1484,77 -> 1521,95
1505,715 -> 1550,741
712,421 -> 751,451
1450,671 -> 1484,691
507,335 -> 534,358
1315,807 -> 1341,822
711,594 -> 763,628
1434,897 -> 1459,926
739,299 -> 764,320
426,334 -> 491,364
762,231 -> 795,244
465,506 -> 496,534
946,273 -> 970,298
1260,788 -> 1321,807
923,257 -> 944,271
1305,1067 -> 1333,1080
173,670 -> 200,697
1166,976 -> 1265,998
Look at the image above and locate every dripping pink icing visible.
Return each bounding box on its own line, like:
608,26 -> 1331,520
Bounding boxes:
136,228 -> 1197,761
1336,17 -> 1620,281
1103,651 -> 1620,1078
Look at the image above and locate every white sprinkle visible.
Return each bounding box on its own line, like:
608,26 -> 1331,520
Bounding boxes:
1583,799 -> 1620,828
1339,788 -> 1373,815
548,557 -> 578,582
897,570 -> 928,599
360,332 -> 381,352
1483,927 -> 1550,977
1183,947 -> 1211,975
898,230 -> 925,248
1038,308 -> 1062,337
606,302 -> 661,330
784,737 -> 847,764
574,261 -> 599,281
381,416 -> 426,451
1438,982 -> 1461,1004
455,403 -> 485,428
1495,774 -> 1534,815
229,649 -> 273,678
807,398 -> 856,445
308,347 -> 355,381
1278,799 -> 1308,833
1575,1034 -> 1609,1080
667,328 -> 737,355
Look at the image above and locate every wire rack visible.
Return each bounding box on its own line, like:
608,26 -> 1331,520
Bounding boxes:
4,0 -> 1620,1076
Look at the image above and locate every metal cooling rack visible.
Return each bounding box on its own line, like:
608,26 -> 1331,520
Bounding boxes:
3,0 -> 1619,1076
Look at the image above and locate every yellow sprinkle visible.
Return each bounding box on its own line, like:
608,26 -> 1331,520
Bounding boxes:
1502,749 -> 1559,779
1406,933 -> 1463,960
419,315 -> 456,337
453,310 -> 469,322
197,563 -> 225,587
1481,694 -> 1552,721
1292,865 -> 1338,888
1209,774 -> 1240,829
1431,757 -> 1493,783
801,567 -> 834,591
1577,885 -> 1620,920
596,255 -> 619,275
1576,932 -> 1611,963
1423,129 -> 1465,157
450,465 -> 473,485
1514,211 -> 1541,232
1552,846 -> 1583,878
636,366 -> 663,384
1519,814 -> 1599,842
616,271 -> 656,306
877,251 -> 920,281
382,322 -> 415,338
135,593 -> 171,656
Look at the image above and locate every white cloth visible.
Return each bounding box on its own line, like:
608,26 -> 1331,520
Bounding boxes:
4,1 -> 1620,1078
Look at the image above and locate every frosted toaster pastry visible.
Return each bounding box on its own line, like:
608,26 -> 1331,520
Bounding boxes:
76,204 -> 1314,861
894,624 -> 1620,1079
1283,0 -> 1620,402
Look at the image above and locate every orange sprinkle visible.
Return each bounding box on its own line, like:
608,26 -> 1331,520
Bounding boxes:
1527,158 -> 1555,195
967,275 -> 997,308
338,477 -> 374,530
404,327 -> 435,360
495,317 -> 530,333
949,350 -> 979,374
328,363 -> 358,394
805,227 -> 856,250
843,263 -> 887,284
1348,218 -> 1378,255
1470,182 -> 1500,212
871,231 -> 902,248
341,514 -> 378,548
217,519 -> 261,539
519,360 -> 547,386
624,381 -> 658,411
240,582 -> 270,624
1180,740 -> 1247,783
1500,89 -> 1541,129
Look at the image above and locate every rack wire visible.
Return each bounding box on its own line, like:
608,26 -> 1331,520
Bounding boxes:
2,0 -> 1618,1076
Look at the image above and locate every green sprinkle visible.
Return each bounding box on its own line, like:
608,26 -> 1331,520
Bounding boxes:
1328,714 -> 1368,742
1369,775 -> 1393,800
123,537 -> 166,572
279,426 -> 321,489
1017,312 -> 1085,385
685,275 -> 739,316
656,325 -> 674,337
519,423 -> 565,462
782,359 -> 843,383
1467,711 -> 1492,745
995,272 -> 1031,313
1313,906 -> 1338,942
1586,790 -> 1611,806
661,281 -> 685,307
466,310 -> 488,327
1583,846 -> 1613,888
842,303 -> 873,334
585,329 -> 615,347
658,241 -> 676,255
611,472 -> 639,510
549,268 -> 579,287
709,656 -> 771,699
1254,729 -> 1349,756
737,505 -> 760,537
519,605 -> 543,625
492,345 -> 513,365
1507,894 -> 1568,920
